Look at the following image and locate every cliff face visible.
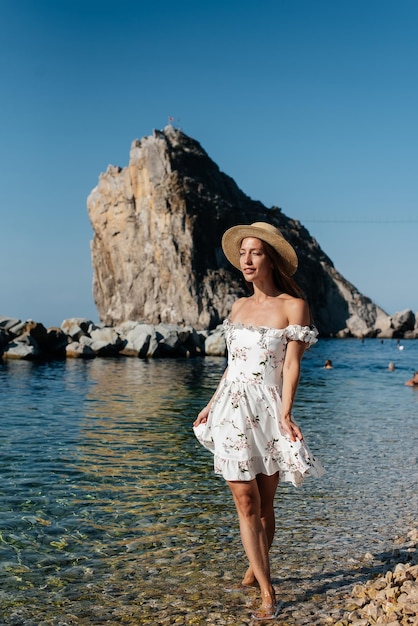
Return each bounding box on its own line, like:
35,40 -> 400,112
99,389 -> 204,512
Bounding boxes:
87,125 -> 389,336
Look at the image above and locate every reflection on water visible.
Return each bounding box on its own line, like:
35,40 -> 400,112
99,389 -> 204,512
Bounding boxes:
0,340 -> 417,624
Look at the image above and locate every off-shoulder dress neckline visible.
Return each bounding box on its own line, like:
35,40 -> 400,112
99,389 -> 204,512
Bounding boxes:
223,320 -> 318,345
224,319 -> 312,332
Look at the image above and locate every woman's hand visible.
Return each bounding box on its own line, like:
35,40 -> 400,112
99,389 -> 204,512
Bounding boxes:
193,404 -> 210,427
280,414 -> 303,442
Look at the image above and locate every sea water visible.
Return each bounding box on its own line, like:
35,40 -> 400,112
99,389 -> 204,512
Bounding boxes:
0,338 -> 417,624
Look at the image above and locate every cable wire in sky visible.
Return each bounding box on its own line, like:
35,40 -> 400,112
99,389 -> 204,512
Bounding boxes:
300,218 -> 417,223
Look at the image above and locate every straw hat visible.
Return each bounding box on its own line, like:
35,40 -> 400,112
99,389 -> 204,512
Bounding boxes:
221,222 -> 298,276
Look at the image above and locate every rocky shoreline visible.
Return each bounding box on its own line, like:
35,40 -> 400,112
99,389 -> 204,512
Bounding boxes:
0,316 -> 227,360
232,527 -> 418,626
236,528 -> 418,626
1,315 -> 417,361
322,528 -> 418,626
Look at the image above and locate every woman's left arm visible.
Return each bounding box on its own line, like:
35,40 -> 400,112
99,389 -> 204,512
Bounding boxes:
280,299 -> 311,441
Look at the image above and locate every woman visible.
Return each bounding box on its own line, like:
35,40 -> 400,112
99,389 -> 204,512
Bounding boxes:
193,222 -> 325,620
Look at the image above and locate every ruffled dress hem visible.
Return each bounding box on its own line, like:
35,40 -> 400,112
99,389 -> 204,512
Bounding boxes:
194,422 -> 325,487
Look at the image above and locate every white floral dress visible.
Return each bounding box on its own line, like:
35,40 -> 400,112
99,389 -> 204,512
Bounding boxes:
193,320 -> 325,486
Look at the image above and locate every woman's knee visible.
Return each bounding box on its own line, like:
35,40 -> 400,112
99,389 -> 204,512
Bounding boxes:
229,481 -> 261,517
243,495 -> 260,516
232,488 -> 260,518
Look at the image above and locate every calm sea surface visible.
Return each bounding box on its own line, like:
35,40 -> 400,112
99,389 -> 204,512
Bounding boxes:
1,338 -> 417,625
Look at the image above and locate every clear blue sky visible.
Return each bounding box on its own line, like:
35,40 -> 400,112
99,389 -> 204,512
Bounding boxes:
1,0 -> 417,327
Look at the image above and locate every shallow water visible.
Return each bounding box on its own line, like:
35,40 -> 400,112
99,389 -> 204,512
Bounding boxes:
0,338 -> 417,624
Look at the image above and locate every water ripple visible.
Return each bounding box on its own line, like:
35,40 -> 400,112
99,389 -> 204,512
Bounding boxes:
1,340 -> 417,623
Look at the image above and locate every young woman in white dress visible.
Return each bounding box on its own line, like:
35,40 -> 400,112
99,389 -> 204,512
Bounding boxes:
193,222 -> 325,620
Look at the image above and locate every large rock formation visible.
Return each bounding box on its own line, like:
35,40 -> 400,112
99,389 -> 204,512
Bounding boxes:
87,125 -> 390,337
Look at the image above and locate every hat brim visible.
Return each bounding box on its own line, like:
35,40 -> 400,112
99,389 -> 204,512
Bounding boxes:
221,224 -> 298,276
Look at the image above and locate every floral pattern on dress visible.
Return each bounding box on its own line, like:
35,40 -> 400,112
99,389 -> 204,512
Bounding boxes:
246,414 -> 260,429
193,320 -> 324,487
229,388 -> 246,409
231,346 -> 248,361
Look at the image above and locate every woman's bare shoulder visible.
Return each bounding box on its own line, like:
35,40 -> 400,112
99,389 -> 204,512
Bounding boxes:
281,296 -> 310,326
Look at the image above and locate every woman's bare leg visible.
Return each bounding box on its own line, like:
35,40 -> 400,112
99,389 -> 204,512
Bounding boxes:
241,472 -> 279,586
227,475 -> 278,609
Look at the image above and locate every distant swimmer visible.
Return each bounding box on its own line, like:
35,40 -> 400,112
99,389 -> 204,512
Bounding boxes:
405,371 -> 418,387
388,362 -> 395,371
324,359 -> 333,369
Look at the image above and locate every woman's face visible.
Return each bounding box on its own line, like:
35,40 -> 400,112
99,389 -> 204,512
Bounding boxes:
239,237 -> 272,282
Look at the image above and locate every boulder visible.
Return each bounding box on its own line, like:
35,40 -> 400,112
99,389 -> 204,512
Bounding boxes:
376,327 -> 395,339
403,328 -> 418,339
65,341 -> 96,359
153,324 -> 183,357
117,322 -> 159,357
0,329 -> 8,350
0,317 -> 22,333
390,309 -> 415,337
346,315 -> 376,339
43,328 -> 69,355
2,334 -> 40,359
61,318 -> 97,340
24,321 -> 48,345
81,327 -> 125,356
374,310 -> 393,338
335,327 -> 352,338
205,328 -> 227,356
21,322 -> 68,356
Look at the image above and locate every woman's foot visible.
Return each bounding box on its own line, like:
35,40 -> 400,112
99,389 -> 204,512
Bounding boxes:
223,566 -> 260,592
241,566 -> 259,588
251,588 -> 279,620
251,603 -> 280,620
